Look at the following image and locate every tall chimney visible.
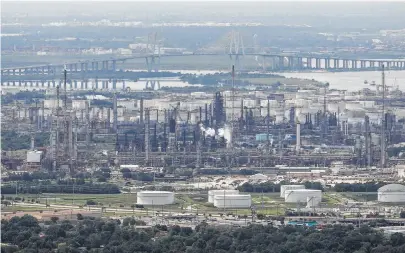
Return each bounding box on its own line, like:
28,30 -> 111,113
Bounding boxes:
296,119 -> 301,153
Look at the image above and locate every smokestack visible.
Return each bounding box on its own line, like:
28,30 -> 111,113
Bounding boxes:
140,98 -> 144,124
145,108 -> 150,163
296,120 -> 301,153
240,99 -> 244,120
163,122 -> 167,152
381,64 -> 386,169
30,135 -> 35,150
205,103 -> 208,125
113,93 -> 117,132
63,68 -> 67,110
41,101 -> 45,129
85,100 -> 90,146
107,108 -> 111,129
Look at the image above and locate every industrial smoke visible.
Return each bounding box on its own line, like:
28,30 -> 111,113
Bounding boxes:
199,123 -> 231,145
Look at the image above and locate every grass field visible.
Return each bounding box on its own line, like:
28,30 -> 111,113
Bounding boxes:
3,193 -> 137,208
4,191 -> 348,217
340,192 -> 378,202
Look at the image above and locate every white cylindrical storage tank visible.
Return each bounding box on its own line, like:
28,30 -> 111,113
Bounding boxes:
280,185 -> 305,198
27,151 -> 43,163
44,99 -> 58,109
213,194 -> 251,208
137,191 -> 174,205
208,190 -> 239,203
306,196 -> 321,207
378,184 -> 405,203
284,189 -> 322,203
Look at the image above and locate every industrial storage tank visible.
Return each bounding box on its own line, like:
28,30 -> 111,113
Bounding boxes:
208,190 -> 239,203
378,184 -> 405,203
306,196 -> 321,208
280,185 -> 305,198
137,191 -> 175,205
213,194 -> 251,208
27,151 -> 43,163
284,189 -> 322,203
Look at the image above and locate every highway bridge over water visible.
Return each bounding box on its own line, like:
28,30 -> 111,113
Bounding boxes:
2,52 -> 405,77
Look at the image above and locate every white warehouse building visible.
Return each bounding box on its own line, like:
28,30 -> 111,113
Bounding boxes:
378,184 -> 405,203
208,190 -> 239,203
137,191 -> 175,205
284,189 -> 322,203
213,194 -> 252,208
280,185 -> 306,198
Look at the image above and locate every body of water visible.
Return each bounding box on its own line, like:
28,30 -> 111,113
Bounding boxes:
276,70 -> 405,91
3,70 -> 405,92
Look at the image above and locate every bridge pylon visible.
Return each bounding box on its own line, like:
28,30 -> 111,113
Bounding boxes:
145,80 -> 161,90
145,32 -> 161,72
228,30 -> 245,72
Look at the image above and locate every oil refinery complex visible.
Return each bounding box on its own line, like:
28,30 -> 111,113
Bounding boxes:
2,64 -> 405,225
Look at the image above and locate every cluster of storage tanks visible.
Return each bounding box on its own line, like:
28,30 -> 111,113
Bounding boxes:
281,185 -> 322,207
136,191 -> 175,205
208,190 -> 252,208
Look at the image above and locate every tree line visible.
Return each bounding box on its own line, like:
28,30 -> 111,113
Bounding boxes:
2,214 -> 405,253
1,130 -> 50,151
1,181 -> 120,194
238,181 -> 391,193
238,181 -> 323,193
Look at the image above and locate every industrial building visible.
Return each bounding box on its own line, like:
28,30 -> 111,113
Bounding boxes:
377,184 -> 405,203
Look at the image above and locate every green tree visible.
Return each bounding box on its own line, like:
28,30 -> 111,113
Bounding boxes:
50,216 -> 59,223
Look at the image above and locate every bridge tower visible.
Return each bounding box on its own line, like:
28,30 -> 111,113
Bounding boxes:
145,32 -> 161,73
253,34 -> 266,72
228,30 -> 245,73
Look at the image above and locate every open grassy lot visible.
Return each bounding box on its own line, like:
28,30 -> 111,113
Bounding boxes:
3,193 -> 137,208
4,191 -> 347,217
340,192 -> 378,202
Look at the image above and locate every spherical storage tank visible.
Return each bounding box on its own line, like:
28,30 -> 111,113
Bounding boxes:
214,194 -> 251,208
208,190 -> 239,203
378,184 -> 405,203
280,185 -> 305,198
284,189 -> 322,203
137,191 -> 174,205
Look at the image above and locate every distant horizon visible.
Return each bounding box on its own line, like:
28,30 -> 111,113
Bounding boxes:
2,1 -> 405,18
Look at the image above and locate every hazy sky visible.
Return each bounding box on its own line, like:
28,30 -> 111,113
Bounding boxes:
2,1 -> 405,20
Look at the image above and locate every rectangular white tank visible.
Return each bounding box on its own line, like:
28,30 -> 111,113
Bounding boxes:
213,194 -> 251,208
280,185 -> 305,198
